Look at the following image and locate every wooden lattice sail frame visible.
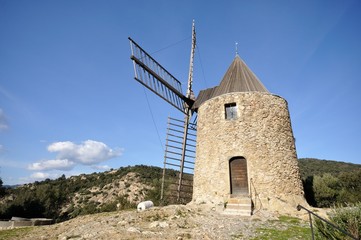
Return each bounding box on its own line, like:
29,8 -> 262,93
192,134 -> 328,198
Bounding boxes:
129,21 -> 197,203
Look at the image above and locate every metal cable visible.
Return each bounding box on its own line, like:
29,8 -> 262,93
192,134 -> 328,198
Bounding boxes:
196,45 -> 208,88
150,36 -> 191,55
142,87 -> 164,151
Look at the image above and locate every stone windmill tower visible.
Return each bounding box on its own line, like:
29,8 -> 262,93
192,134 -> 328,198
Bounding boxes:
191,55 -> 306,215
129,23 -> 306,215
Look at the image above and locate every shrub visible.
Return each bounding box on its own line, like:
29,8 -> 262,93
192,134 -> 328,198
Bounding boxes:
313,174 -> 341,207
100,201 -> 117,212
315,203 -> 361,239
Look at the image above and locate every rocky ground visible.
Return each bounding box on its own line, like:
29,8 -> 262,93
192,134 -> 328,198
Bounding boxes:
1,204 -> 312,240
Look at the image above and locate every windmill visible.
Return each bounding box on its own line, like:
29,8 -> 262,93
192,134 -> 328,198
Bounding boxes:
128,22 -> 197,203
129,22 -> 307,215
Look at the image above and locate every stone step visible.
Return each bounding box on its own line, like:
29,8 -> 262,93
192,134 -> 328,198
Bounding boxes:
226,203 -> 251,211
222,208 -> 252,216
227,198 -> 251,205
224,197 -> 252,216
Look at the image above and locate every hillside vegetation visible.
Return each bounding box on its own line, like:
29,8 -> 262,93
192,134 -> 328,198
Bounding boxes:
0,165 -> 180,222
0,158 -> 360,222
298,158 -> 361,178
299,158 -> 361,207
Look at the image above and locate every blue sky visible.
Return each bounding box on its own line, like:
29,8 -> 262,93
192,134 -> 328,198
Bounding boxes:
0,0 -> 360,185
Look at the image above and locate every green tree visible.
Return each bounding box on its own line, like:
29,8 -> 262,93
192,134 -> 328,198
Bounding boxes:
0,178 -> 5,197
313,174 -> 341,207
337,170 -> 361,204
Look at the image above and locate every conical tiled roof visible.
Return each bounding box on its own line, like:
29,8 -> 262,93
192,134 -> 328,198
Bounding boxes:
192,55 -> 268,110
214,56 -> 268,95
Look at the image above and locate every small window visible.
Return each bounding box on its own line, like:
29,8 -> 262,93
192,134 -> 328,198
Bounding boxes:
225,103 -> 237,120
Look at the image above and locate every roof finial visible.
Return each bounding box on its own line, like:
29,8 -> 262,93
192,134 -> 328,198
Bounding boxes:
235,42 -> 239,56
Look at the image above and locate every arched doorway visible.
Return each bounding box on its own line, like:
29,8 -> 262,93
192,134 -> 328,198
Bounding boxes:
229,157 -> 248,196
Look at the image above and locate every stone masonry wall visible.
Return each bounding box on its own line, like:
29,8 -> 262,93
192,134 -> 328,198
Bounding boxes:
192,92 -> 306,213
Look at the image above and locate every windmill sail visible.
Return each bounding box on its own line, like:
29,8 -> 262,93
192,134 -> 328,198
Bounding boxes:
129,22 -> 197,204
129,38 -> 194,114
161,116 -> 196,204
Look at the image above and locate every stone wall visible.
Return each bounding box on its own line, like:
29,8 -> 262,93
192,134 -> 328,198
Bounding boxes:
192,92 -> 307,214
0,218 -> 53,229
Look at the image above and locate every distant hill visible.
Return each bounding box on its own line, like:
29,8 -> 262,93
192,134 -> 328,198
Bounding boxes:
298,158 -> 361,179
3,184 -> 20,189
0,165 -> 183,222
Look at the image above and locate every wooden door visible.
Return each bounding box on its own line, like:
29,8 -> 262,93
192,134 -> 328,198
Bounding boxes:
230,157 -> 248,195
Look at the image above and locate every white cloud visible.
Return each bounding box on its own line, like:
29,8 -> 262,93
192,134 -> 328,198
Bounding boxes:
48,140 -> 122,165
27,172 -> 64,182
28,140 -> 122,172
0,109 -> 9,131
28,159 -> 75,171
91,165 -> 111,171
30,172 -> 50,180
